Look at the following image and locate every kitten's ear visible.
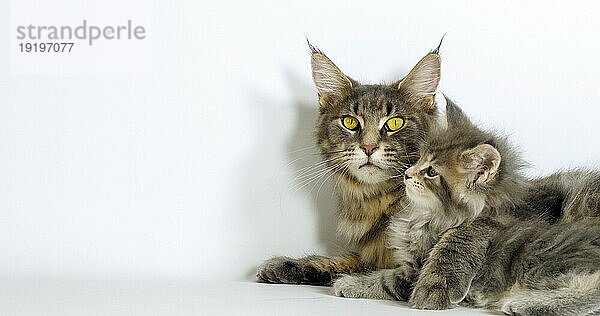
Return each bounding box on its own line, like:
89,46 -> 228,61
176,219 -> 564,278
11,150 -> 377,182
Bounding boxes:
398,51 -> 441,112
460,144 -> 501,188
308,41 -> 354,108
444,96 -> 471,128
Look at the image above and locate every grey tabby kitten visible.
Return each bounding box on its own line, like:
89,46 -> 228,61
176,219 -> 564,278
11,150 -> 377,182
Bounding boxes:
257,41 -> 443,285
334,98 -> 600,316
528,169 -> 600,222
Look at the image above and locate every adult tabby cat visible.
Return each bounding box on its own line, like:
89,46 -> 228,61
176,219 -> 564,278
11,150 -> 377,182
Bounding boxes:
333,98 -> 600,315
256,42 -> 443,285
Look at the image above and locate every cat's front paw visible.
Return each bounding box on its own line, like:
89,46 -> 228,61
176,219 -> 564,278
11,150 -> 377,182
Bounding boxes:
256,256 -> 303,284
410,276 -> 454,310
332,275 -> 371,298
256,256 -> 333,285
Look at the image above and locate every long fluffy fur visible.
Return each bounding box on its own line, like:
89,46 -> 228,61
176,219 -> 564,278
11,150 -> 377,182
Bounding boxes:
332,98 -> 600,316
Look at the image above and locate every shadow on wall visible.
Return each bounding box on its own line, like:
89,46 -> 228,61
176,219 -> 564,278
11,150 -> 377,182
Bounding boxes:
237,68 -> 341,280
283,69 -> 340,254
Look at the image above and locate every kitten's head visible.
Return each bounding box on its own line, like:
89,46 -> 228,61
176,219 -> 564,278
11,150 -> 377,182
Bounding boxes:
310,43 -> 441,185
404,97 -> 527,217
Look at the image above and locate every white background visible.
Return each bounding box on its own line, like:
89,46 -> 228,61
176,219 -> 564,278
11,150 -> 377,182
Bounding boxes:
2,0 -> 600,286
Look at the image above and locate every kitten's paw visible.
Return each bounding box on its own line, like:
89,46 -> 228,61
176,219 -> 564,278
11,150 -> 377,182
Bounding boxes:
410,286 -> 453,310
410,271 -> 470,310
332,275 -> 371,298
500,301 -> 542,316
256,257 -> 303,284
410,278 -> 454,310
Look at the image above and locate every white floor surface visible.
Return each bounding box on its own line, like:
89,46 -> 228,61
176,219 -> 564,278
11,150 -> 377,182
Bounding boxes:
0,279 -> 500,315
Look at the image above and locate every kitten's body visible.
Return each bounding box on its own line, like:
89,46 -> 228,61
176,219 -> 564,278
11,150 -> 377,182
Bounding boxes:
528,169 -> 600,222
257,43 -> 443,285
468,217 -> 600,315
334,99 -> 600,315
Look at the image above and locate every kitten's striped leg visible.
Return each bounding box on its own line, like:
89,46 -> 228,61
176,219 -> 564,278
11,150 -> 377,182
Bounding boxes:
411,217 -> 502,310
332,266 -> 415,301
256,253 -> 362,286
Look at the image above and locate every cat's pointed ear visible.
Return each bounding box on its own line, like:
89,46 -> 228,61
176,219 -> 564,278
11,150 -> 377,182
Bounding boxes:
398,51 -> 441,112
444,95 -> 471,128
460,144 -> 501,188
308,40 -> 354,108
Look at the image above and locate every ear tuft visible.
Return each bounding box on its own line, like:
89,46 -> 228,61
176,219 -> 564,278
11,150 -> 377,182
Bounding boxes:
306,38 -> 323,54
308,42 -> 353,108
430,34 -> 446,55
461,144 -> 501,188
398,52 -> 441,111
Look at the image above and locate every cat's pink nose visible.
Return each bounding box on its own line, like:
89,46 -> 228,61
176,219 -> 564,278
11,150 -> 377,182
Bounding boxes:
361,144 -> 378,156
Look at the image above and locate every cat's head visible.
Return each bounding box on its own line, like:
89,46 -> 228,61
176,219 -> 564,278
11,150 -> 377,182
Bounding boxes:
310,43 -> 441,185
404,97 -> 527,217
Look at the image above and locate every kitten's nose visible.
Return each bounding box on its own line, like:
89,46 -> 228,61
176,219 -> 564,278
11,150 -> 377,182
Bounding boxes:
360,144 -> 378,156
405,166 -> 417,179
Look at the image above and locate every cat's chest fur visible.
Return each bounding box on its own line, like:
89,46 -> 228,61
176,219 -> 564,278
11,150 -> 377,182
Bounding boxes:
337,178 -> 403,269
388,206 -> 443,270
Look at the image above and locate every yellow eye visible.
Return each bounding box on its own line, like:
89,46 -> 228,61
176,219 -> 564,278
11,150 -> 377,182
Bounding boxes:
385,117 -> 405,132
342,116 -> 359,131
